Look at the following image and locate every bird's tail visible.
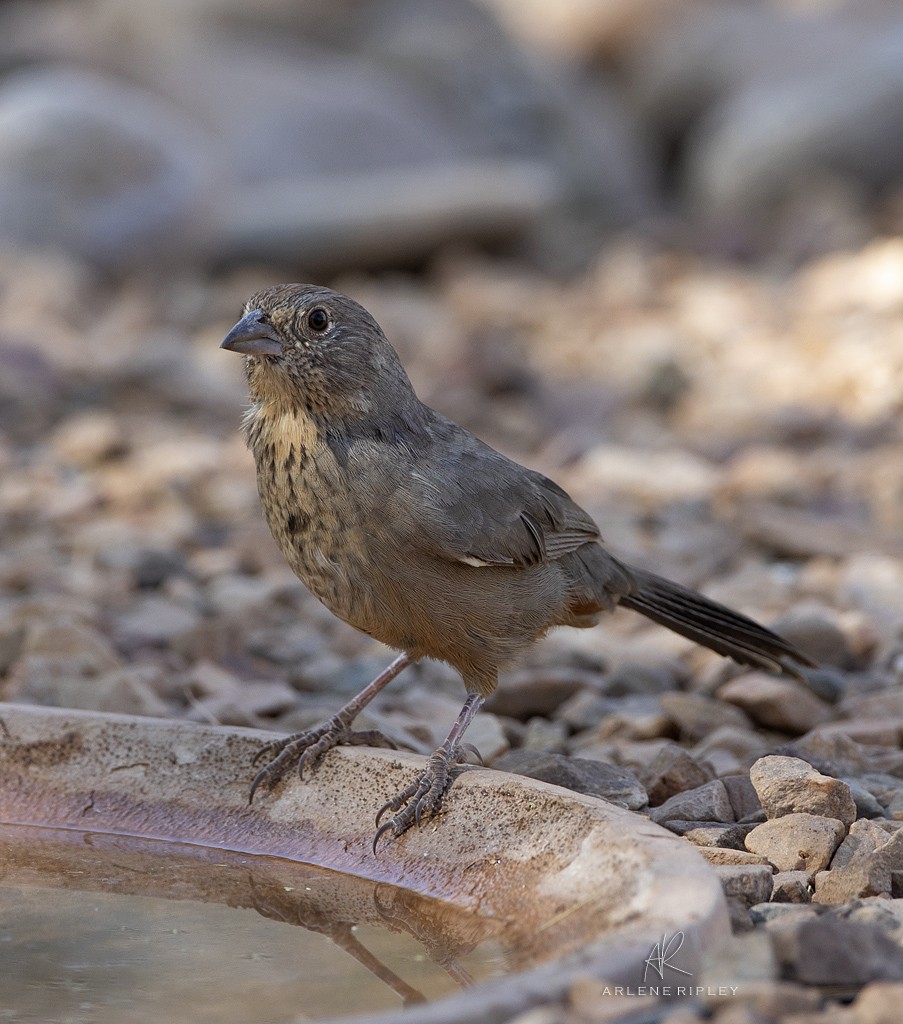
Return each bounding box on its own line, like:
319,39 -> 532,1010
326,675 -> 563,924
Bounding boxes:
619,568 -> 815,680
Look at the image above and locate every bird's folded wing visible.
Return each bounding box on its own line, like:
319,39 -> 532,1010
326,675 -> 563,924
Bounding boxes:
390,425 -> 601,569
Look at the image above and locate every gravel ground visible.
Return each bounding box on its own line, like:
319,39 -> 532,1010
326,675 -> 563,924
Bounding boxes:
2,239 -> 903,1023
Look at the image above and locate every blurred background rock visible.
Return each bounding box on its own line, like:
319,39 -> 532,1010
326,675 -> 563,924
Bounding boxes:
2,0 -> 903,269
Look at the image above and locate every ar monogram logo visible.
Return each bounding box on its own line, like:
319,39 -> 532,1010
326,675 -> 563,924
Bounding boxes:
644,932 -> 693,983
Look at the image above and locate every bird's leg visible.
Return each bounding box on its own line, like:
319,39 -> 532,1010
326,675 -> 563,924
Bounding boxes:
373,692 -> 484,851
249,652 -> 416,802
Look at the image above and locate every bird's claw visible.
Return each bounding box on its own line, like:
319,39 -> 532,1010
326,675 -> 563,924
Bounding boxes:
248,719 -> 395,803
371,744 -> 468,854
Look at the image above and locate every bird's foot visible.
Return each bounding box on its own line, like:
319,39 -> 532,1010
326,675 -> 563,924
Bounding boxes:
249,716 -> 396,803
372,742 -> 473,852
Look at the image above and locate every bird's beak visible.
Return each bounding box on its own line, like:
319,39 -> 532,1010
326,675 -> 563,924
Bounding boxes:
220,310 -> 283,357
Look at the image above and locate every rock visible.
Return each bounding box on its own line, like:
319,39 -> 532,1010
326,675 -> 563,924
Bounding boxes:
841,690 -> 903,721
639,742 -> 713,806
750,755 -> 857,826
710,982 -> 822,1020
717,673 -> 832,734
859,773 -> 903,815
602,660 -> 678,696
180,659 -> 244,700
669,821 -> 749,849
843,777 -> 887,820
745,813 -> 845,873
660,691 -> 751,741
113,596 -> 202,650
486,667 -> 594,719
0,67 -> 212,267
96,543 -> 188,589
51,411 -> 128,467
207,572 -> 280,615
839,554 -> 903,646
807,719 -> 903,748
553,688 -> 610,731
567,981 -> 658,1024
714,864 -> 774,930
839,899 -> 903,943
852,982 -> 903,1024
771,871 -> 813,904
466,711 -> 510,764
186,679 -> 300,728
699,848 -> 772,868
3,620 -> 124,705
698,930 -> 779,993
0,340 -> 64,439
692,725 -> 770,777
520,715 -> 568,752
722,774 -> 764,822
769,610 -> 859,669
803,667 -> 848,704
593,696 -> 674,742
813,821 -> 903,904
649,779 -> 734,825
19,620 -> 120,674
492,750 -> 647,809
792,917 -> 903,985
245,624 -> 324,668
592,434 -> 735,500
785,731 -> 867,776
751,903 -> 823,928
6,660 -> 168,717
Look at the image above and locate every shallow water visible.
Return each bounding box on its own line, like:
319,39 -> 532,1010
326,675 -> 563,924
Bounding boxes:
0,825 -> 508,1024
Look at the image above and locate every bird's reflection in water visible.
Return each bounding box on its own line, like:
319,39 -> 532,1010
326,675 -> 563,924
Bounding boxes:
0,824 -> 509,1021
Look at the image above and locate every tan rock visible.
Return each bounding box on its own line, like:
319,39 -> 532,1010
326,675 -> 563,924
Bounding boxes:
852,982 -> 903,1024
771,870 -> 813,904
750,755 -> 856,826
699,847 -> 772,867
660,692 -> 751,742
714,863 -> 774,909
807,719 -> 903,748
718,673 -> 832,734
745,813 -> 845,873
813,822 -> 903,904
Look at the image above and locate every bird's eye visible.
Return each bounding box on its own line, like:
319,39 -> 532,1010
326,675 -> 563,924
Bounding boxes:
307,307 -> 330,333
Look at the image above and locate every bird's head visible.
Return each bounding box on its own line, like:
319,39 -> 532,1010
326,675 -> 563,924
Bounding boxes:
221,283 -> 417,422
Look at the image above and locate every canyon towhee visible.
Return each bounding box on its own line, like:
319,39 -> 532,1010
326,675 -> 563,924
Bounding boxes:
222,283 -> 814,849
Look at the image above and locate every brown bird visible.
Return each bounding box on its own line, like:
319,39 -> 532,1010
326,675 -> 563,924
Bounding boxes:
221,283 -> 814,849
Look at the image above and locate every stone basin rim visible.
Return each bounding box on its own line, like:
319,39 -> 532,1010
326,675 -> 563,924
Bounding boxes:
0,702 -> 730,1024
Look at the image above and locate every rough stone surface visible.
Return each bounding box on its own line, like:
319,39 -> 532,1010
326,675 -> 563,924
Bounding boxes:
722,773 -> 765,823
750,755 -> 857,826
745,813 -> 846,873
852,981 -> 903,1024
699,847 -> 773,868
769,610 -> 859,669
639,741 -> 713,806
792,917 -> 903,985
649,779 -> 735,826
770,871 -> 814,904
692,725 -> 770,777
813,822 -> 903,904
718,673 -> 833,734
715,864 -> 775,932
660,692 -> 752,741
715,864 -> 775,908
492,750 -> 647,810
670,821 -> 750,849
